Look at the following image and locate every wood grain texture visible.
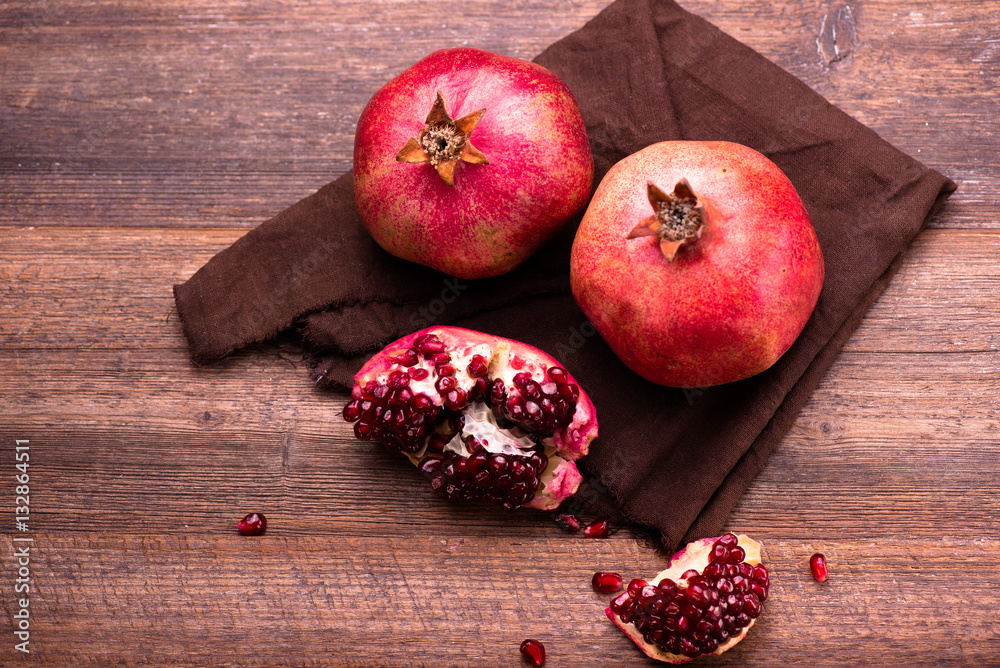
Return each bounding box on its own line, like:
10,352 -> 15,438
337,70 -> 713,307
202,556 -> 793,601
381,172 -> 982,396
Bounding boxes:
2,0 -> 999,665
2,0 -> 996,228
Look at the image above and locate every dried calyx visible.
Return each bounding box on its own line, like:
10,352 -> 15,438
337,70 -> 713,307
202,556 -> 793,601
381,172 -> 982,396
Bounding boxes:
627,179 -> 706,261
396,90 -> 489,186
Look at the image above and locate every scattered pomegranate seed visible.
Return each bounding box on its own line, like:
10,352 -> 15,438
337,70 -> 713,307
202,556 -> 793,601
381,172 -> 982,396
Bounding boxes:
592,571 -> 624,593
519,638 -> 545,666
554,513 -> 582,532
237,512 -> 267,536
583,519 -> 609,538
809,552 -> 829,582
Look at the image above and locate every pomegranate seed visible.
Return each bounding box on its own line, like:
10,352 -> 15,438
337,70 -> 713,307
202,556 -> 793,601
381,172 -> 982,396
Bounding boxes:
419,457 -> 442,478
342,400 -> 361,422
372,384 -> 390,404
610,591 -> 633,615
414,334 -> 446,356
466,354 -> 489,378
390,348 -> 419,366
583,519 -> 609,538
718,533 -> 738,547
519,638 -> 545,666
742,592 -> 762,617
435,376 -> 456,392
657,578 -> 677,596
510,355 -> 526,370
627,578 -> 648,597
387,370 -> 410,388
592,572 -> 623,593
237,512 -> 266,536
353,421 -> 373,440
709,543 -> 729,564
546,366 -> 567,382
410,367 -> 429,381
444,388 -> 467,411
554,513 -> 581,532
810,552 -> 829,582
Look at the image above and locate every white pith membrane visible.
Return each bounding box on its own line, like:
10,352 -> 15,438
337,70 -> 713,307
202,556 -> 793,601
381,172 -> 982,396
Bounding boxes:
607,535 -> 764,664
425,402 -> 540,458
404,400 -> 570,496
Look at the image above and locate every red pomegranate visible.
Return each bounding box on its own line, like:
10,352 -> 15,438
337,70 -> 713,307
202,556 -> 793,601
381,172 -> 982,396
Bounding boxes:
606,533 -> 769,663
353,47 -> 594,279
570,141 -> 824,387
341,327 -> 598,510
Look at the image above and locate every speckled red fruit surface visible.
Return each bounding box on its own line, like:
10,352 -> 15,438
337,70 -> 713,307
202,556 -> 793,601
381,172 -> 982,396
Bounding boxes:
342,326 -> 598,511
570,141 -> 824,387
353,47 -> 594,279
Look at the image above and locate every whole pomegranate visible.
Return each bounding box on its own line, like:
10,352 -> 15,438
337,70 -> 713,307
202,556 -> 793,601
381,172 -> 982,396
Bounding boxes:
353,47 -> 594,279
341,327 -> 598,510
570,141 -> 824,387
606,533 -> 769,663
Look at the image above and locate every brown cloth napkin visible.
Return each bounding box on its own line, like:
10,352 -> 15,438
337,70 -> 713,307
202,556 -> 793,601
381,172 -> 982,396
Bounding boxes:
173,0 -> 955,552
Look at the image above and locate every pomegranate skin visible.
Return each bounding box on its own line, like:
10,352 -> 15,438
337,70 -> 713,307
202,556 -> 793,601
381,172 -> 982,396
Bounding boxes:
570,141 -> 824,387
354,48 -> 594,279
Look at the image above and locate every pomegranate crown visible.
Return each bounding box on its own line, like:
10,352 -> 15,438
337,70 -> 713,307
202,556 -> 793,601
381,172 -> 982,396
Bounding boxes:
627,179 -> 706,261
396,90 -> 489,186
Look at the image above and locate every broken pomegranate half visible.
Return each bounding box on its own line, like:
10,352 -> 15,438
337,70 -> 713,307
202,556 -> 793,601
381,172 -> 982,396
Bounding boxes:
606,533 -> 769,663
342,326 -> 598,510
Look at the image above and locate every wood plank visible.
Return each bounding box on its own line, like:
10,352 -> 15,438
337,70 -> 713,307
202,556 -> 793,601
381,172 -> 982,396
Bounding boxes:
0,0 -> 992,228
1,343 -> 997,539
3,533 -> 997,666
1,226 -> 996,354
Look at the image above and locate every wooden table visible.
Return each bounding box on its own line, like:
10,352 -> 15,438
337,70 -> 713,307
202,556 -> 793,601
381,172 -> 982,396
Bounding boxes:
2,1 -> 997,665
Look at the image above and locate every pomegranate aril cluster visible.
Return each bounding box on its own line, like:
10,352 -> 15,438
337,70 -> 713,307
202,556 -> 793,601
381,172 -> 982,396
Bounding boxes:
493,368 -> 579,437
343,334 -> 471,453
342,370 -> 441,454
419,440 -> 548,510
609,534 -> 769,659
